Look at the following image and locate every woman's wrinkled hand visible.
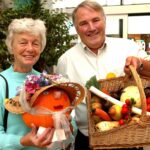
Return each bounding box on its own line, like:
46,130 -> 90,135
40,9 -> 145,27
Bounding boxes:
20,124 -> 54,149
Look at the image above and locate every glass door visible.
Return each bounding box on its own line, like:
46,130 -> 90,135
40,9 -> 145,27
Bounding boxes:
106,14 -> 128,38
128,14 -> 150,52
106,14 -> 150,53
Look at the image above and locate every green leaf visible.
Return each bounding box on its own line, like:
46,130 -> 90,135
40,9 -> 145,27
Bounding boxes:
85,75 -> 100,89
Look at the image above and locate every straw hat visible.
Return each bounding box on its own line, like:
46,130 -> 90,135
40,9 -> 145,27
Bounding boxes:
4,74 -> 85,114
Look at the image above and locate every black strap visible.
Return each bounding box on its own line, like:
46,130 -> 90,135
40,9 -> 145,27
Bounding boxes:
0,74 -> 9,132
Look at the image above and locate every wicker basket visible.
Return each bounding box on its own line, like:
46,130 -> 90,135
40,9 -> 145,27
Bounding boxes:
87,65 -> 150,149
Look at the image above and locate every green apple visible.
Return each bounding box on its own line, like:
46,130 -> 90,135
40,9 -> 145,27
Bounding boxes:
108,104 -> 122,121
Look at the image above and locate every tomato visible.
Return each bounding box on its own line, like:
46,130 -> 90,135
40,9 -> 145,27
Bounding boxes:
146,97 -> 150,105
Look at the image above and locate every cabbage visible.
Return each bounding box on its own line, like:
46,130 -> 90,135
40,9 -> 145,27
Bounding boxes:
120,86 -> 141,108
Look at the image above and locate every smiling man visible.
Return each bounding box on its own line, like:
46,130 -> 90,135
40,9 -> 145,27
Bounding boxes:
56,1 -> 148,150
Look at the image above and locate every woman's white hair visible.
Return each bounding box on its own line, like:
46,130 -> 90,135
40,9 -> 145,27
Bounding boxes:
5,18 -> 47,54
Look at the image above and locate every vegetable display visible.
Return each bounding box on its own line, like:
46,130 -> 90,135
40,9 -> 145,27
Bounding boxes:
89,86 -> 150,131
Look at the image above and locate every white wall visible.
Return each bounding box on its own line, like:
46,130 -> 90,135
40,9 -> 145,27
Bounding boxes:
128,16 -> 150,34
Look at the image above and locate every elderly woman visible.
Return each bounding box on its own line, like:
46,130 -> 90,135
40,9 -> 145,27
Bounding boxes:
0,18 -> 54,150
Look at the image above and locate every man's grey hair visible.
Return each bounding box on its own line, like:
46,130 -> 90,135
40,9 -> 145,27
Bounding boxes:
72,1 -> 105,24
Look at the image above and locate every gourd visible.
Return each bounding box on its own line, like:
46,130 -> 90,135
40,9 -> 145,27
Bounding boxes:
22,88 -> 71,128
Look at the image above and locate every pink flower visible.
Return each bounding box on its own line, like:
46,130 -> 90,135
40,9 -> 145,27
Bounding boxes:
25,75 -> 41,94
25,82 -> 40,94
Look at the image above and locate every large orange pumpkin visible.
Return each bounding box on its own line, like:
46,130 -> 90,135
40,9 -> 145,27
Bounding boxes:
22,88 -> 71,128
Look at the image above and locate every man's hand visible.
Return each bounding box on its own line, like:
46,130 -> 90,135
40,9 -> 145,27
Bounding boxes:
124,56 -> 141,75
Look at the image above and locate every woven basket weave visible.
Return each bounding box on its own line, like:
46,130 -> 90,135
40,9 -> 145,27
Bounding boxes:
87,65 -> 150,149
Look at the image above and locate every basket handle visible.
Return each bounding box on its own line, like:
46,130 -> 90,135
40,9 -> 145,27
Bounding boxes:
129,65 -> 147,122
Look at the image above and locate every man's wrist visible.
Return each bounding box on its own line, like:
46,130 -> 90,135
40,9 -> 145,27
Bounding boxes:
138,58 -> 144,73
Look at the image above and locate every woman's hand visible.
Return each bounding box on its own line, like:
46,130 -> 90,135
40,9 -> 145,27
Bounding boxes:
20,124 -> 54,148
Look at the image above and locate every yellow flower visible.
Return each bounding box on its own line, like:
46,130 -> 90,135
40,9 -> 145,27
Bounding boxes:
106,72 -> 116,79
4,98 -> 9,103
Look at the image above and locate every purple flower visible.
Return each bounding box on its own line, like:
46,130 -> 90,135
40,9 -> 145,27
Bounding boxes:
23,73 -> 68,96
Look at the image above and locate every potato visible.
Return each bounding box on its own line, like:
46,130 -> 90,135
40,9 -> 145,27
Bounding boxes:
96,121 -> 119,131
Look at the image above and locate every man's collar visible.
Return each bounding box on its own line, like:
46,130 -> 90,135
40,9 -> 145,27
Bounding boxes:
81,40 -> 107,52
